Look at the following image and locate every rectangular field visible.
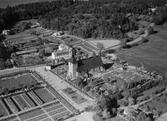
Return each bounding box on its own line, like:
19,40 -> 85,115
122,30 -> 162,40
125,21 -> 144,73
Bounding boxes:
12,95 -> 30,110
0,100 -> 8,118
0,73 -> 37,93
27,91 -> 44,105
21,93 -> 37,107
5,97 -> 20,113
34,88 -> 55,103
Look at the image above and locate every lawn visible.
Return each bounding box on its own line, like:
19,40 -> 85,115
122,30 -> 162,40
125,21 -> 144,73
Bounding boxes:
117,26 -> 167,76
88,39 -> 120,49
0,73 -> 37,93
0,0 -> 57,8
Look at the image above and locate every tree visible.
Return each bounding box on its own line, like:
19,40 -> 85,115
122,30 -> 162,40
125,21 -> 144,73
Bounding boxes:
39,49 -> 45,58
97,95 -> 118,117
0,59 -> 5,70
137,112 -> 147,121
5,59 -> 12,68
147,26 -> 154,34
97,42 -> 104,50
120,38 -> 127,48
0,34 -> 5,42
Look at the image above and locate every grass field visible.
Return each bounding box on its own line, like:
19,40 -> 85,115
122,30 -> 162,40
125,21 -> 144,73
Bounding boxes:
0,0 -> 56,8
88,39 -> 120,49
117,25 -> 167,76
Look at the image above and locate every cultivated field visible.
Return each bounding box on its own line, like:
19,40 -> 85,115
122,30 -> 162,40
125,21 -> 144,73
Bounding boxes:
117,25 -> 167,76
0,0 -> 56,8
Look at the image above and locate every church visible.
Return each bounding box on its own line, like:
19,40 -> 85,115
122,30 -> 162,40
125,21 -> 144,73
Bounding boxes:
67,47 -> 104,80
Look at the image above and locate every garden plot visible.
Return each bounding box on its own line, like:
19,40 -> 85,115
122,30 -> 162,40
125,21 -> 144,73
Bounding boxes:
0,73 -> 37,94
0,100 -> 8,118
12,95 -> 30,110
27,91 -> 44,105
34,88 -> 55,103
4,97 -> 20,113
21,93 -> 37,107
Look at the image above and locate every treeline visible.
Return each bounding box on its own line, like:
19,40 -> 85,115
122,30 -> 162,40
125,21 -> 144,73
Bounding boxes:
38,0 -> 167,38
0,35 -> 16,69
1,0 -> 167,38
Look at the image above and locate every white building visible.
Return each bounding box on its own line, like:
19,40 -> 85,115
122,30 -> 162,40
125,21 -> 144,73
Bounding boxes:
52,31 -> 64,37
2,30 -> 10,35
51,44 -> 72,60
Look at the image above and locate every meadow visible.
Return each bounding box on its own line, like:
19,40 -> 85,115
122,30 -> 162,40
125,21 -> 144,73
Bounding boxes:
0,0 -> 56,8
118,24 -> 167,77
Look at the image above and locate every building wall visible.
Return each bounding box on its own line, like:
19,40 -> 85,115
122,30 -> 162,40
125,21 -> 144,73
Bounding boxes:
68,62 -> 78,80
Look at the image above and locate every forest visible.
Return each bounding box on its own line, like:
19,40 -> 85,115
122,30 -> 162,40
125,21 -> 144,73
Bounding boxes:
0,0 -> 167,37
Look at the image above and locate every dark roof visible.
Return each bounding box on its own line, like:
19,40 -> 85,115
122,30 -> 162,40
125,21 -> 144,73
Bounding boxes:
77,56 -> 103,73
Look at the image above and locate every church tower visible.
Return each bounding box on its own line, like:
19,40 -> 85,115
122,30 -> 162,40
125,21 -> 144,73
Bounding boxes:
67,48 -> 78,80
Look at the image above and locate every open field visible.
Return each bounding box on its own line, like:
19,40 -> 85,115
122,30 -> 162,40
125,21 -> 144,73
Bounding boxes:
88,39 -> 120,49
117,27 -> 167,76
0,0 -> 56,8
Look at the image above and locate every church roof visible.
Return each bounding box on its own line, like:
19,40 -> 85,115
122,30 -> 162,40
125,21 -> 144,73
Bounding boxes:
77,56 -> 103,73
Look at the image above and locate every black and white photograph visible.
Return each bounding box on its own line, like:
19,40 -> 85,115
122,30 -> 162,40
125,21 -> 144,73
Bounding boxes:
0,0 -> 167,121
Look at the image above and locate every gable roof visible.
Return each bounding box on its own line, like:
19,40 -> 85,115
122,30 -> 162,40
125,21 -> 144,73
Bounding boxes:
77,56 -> 103,73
